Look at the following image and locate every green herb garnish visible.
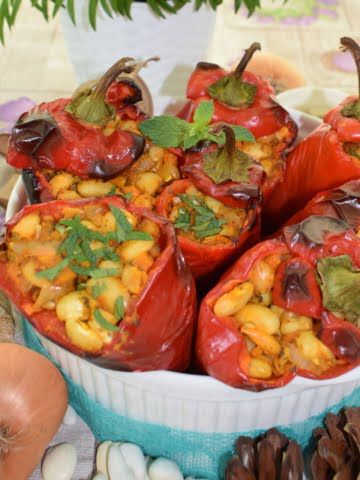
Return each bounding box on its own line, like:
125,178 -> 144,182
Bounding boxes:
317,255 -> 360,327
91,282 -> 107,298
93,308 -> 120,331
36,258 -> 70,281
114,296 -> 125,321
121,192 -> 133,201
344,142 -> 360,160
139,100 -> 254,150
106,185 -> 117,196
174,194 -> 225,239
70,265 -> 120,278
208,42 -> 261,108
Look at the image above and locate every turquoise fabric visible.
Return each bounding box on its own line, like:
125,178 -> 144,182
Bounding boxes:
23,320 -> 360,480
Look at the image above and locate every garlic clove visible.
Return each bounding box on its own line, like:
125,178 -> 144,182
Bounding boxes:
96,441 -> 112,478
41,442 -> 77,480
107,443 -> 135,480
119,443 -> 147,480
148,458 -> 184,480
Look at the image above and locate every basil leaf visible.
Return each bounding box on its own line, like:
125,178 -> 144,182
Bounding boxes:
36,258 -> 70,281
94,308 -> 119,331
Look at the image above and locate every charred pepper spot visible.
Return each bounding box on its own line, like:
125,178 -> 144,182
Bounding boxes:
21,170 -> 42,204
282,261 -> 311,303
11,113 -> 60,156
90,132 -> 145,179
195,61 -> 221,71
330,329 -> 360,362
327,181 -> 360,229
283,216 -> 349,248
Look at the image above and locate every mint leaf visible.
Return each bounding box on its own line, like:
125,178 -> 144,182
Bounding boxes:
193,100 -> 214,126
109,205 -> 152,242
114,296 -> 125,321
139,116 -> 190,148
93,308 -> 120,331
230,125 -> 255,143
36,258 -> 70,281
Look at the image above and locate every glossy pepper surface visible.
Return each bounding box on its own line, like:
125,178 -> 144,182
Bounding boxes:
197,215 -> 360,390
265,38 -> 360,230
7,58 -> 154,202
179,43 -> 297,200
0,196 -> 196,371
157,178 -> 261,279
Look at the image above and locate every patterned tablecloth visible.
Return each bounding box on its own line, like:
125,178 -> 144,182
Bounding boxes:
0,1 -> 359,478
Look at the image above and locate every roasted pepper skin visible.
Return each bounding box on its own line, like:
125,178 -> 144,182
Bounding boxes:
197,217 -> 360,390
178,63 -> 298,200
265,97 -> 360,231
156,179 -> 261,279
0,197 -> 196,372
284,180 -> 360,231
7,99 -> 145,179
181,142 -> 264,210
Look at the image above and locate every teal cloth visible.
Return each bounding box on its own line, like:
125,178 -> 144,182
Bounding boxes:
23,320 -> 360,480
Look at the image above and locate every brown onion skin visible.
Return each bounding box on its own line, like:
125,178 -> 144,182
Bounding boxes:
0,343 -> 68,480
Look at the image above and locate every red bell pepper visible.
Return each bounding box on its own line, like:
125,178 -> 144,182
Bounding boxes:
181,125 -> 264,209
197,215 -> 360,390
265,38 -> 360,230
178,43 -> 298,200
6,58 -> 151,182
0,196 -> 196,371
156,178 -> 260,279
284,179 -> 360,232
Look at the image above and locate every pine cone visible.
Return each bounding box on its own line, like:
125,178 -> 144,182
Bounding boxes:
311,408 -> 360,479
225,428 -> 304,480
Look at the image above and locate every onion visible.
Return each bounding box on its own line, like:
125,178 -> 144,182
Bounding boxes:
0,343 -> 68,480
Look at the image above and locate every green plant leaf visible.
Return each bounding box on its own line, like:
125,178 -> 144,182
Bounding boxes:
100,0 -> 113,17
193,100 -> 214,126
139,116 -> 190,148
66,0 -> 76,24
89,0 -> 99,29
52,0 -> 64,17
94,308 -> 120,331
146,0 -> 165,18
230,125 -> 255,143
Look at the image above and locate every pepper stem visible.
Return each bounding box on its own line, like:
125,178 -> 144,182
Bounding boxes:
234,42 -> 261,79
221,125 -> 236,158
92,57 -> 135,100
341,37 -> 360,100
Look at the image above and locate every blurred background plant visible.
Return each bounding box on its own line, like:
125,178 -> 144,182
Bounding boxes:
0,0 -> 288,43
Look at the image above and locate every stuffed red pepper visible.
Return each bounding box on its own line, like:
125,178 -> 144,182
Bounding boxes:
7,58 -> 157,203
197,215 -> 360,390
157,178 -> 260,279
179,43 -> 297,200
265,37 -> 360,230
0,196 -> 196,371
285,179 -> 360,232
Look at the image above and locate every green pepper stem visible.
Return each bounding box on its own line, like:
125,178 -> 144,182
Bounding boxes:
234,42 -> 261,80
341,37 -> 360,100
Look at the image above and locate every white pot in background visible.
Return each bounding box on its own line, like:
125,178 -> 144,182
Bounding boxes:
61,1 -> 216,114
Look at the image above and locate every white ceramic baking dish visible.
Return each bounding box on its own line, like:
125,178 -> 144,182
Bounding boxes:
6,108 -> 360,434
